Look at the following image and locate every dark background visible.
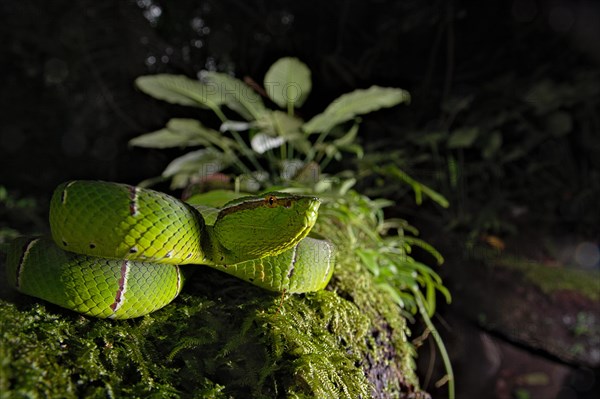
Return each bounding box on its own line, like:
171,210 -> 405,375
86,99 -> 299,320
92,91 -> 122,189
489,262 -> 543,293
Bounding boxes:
2,1 -> 599,398
3,0 -> 597,195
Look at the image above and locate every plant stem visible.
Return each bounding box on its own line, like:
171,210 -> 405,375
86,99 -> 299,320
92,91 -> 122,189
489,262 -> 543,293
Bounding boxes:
415,293 -> 454,399
210,104 -> 265,174
230,130 -> 265,172
306,128 -> 331,164
319,153 -> 334,172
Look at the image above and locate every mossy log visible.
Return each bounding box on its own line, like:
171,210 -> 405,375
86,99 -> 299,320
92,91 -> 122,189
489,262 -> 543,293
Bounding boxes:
452,245 -> 600,368
0,248 -> 429,398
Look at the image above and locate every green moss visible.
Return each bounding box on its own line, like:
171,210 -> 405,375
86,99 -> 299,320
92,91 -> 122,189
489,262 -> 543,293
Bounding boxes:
0,260 -> 419,398
1,248 -> 421,398
498,257 -> 600,301
1,192 -> 425,398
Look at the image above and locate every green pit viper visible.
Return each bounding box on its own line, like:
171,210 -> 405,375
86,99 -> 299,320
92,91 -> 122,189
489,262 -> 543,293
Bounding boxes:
5,181 -> 334,319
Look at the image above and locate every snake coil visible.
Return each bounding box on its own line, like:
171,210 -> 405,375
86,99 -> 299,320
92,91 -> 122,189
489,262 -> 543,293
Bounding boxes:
6,181 -> 334,319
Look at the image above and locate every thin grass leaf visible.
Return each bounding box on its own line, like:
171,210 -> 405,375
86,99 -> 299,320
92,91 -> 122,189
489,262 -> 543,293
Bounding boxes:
379,165 -> 450,208
415,293 -> 455,399
402,236 -> 445,265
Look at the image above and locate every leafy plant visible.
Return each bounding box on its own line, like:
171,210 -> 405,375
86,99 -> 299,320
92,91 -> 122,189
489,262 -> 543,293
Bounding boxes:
131,57 -> 453,398
313,181 -> 454,398
356,67 -> 600,245
412,69 -> 599,239
131,57 -> 410,191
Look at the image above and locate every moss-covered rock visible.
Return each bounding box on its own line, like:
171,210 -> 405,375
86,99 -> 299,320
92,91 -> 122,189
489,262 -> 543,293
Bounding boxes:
0,242 -> 428,398
0,186 -> 438,398
452,245 -> 600,368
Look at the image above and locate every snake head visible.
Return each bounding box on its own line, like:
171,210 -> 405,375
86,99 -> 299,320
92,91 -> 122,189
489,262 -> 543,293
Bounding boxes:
208,193 -> 320,264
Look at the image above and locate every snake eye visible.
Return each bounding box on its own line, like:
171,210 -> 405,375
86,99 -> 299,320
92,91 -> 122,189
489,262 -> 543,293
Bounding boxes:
266,195 -> 277,207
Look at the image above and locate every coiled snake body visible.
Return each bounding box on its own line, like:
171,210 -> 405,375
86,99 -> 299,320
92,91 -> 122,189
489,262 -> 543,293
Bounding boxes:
6,181 -> 334,319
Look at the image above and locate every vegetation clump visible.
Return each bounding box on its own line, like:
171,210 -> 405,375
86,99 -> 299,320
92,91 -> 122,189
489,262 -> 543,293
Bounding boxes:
1,58 -> 449,398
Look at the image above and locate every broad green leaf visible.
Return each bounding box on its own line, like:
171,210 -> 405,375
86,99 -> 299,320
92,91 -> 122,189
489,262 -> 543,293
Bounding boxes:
135,74 -> 224,109
447,127 -> 479,149
129,118 -> 220,149
201,71 -> 267,121
331,123 -> 363,158
220,120 -> 251,132
313,178 -> 332,193
167,119 -> 237,151
264,57 -> 312,109
303,86 -> 410,134
162,148 -> 228,179
292,161 -> 321,185
128,128 -> 207,149
320,141 -> 362,162
323,143 -> 342,160
332,123 -> 360,147
339,143 -> 364,159
482,130 -> 502,159
170,173 -> 191,190
257,111 -> 304,137
136,175 -> 169,188
313,123 -> 364,161
339,178 -> 356,196
289,135 -> 313,155
253,111 -> 312,155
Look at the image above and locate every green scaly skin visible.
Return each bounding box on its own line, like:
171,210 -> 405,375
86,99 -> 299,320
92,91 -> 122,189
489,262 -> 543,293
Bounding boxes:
209,237 -> 335,293
6,181 -> 334,319
49,181 -> 207,265
6,237 -> 183,319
